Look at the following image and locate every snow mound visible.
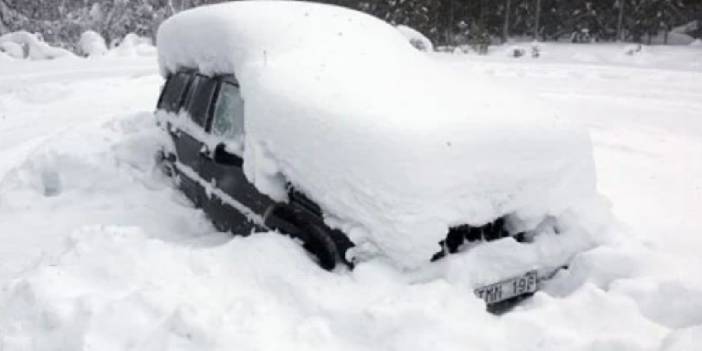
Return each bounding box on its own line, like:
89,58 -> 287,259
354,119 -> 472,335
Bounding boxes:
691,39 -> 702,47
78,30 -> 108,57
396,24 -> 434,52
0,40 -> 24,59
109,33 -> 156,57
157,1 -> 600,268
0,31 -> 74,60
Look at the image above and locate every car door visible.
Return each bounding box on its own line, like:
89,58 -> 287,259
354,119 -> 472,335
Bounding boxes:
198,77 -> 273,233
171,73 -> 217,208
157,72 -> 203,205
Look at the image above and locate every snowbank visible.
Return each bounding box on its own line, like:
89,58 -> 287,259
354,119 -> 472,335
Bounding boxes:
157,1 -> 599,268
78,30 -> 108,57
396,24 -> 434,52
0,31 -> 74,60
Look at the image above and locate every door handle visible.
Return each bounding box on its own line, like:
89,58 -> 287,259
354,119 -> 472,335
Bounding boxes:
212,143 -> 243,167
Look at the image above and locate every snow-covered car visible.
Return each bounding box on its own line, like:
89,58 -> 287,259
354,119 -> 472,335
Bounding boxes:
154,1 -> 602,309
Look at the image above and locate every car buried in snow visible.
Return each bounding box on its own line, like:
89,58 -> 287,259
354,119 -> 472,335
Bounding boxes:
154,1 -> 602,310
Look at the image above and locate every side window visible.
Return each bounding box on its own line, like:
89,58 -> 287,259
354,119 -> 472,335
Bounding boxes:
158,72 -> 192,112
211,81 -> 245,153
184,75 -> 218,128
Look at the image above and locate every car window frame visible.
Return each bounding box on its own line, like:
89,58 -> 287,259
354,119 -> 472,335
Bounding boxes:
157,71 -> 194,113
156,77 -> 170,110
182,73 -> 219,130
209,77 -> 246,143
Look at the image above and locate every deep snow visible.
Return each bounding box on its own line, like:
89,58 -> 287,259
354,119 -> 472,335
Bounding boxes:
0,43 -> 701,350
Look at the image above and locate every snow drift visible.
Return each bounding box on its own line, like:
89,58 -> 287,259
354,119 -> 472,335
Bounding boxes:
0,40 -> 24,59
0,31 -> 74,60
157,1 -> 599,267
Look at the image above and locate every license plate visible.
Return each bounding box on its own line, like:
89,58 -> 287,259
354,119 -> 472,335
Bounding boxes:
474,270 -> 538,305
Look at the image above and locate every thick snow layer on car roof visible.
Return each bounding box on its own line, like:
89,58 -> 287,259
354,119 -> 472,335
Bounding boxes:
157,1 -> 599,268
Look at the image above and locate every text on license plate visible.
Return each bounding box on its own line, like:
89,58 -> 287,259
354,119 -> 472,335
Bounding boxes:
474,270 -> 538,305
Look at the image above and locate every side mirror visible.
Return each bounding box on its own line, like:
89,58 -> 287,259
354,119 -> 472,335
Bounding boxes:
212,143 -> 243,167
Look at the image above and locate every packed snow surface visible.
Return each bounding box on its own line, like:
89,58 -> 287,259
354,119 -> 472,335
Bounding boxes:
158,2 -> 599,267
1,37 -> 701,351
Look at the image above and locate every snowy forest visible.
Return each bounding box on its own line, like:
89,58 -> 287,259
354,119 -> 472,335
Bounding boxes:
0,0 -> 701,52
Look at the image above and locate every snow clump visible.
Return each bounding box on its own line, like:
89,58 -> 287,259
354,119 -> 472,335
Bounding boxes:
78,30 -> 108,57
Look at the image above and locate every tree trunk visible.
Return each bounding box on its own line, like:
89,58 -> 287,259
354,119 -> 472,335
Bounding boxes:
616,0 -> 625,41
664,27 -> 669,45
167,0 -> 177,16
0,0 -> 10,34
502,0 -> 511,43
534,0 -> 541,41
446,0 -> 454,45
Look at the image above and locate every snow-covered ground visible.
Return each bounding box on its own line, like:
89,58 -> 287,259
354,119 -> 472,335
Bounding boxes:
0,43 -> 700,350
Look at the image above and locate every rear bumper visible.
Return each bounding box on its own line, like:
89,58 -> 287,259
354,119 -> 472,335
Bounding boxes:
439,217 -> 597,309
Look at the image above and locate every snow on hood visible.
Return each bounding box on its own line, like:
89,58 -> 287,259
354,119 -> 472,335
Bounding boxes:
157,1 -> 597,268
